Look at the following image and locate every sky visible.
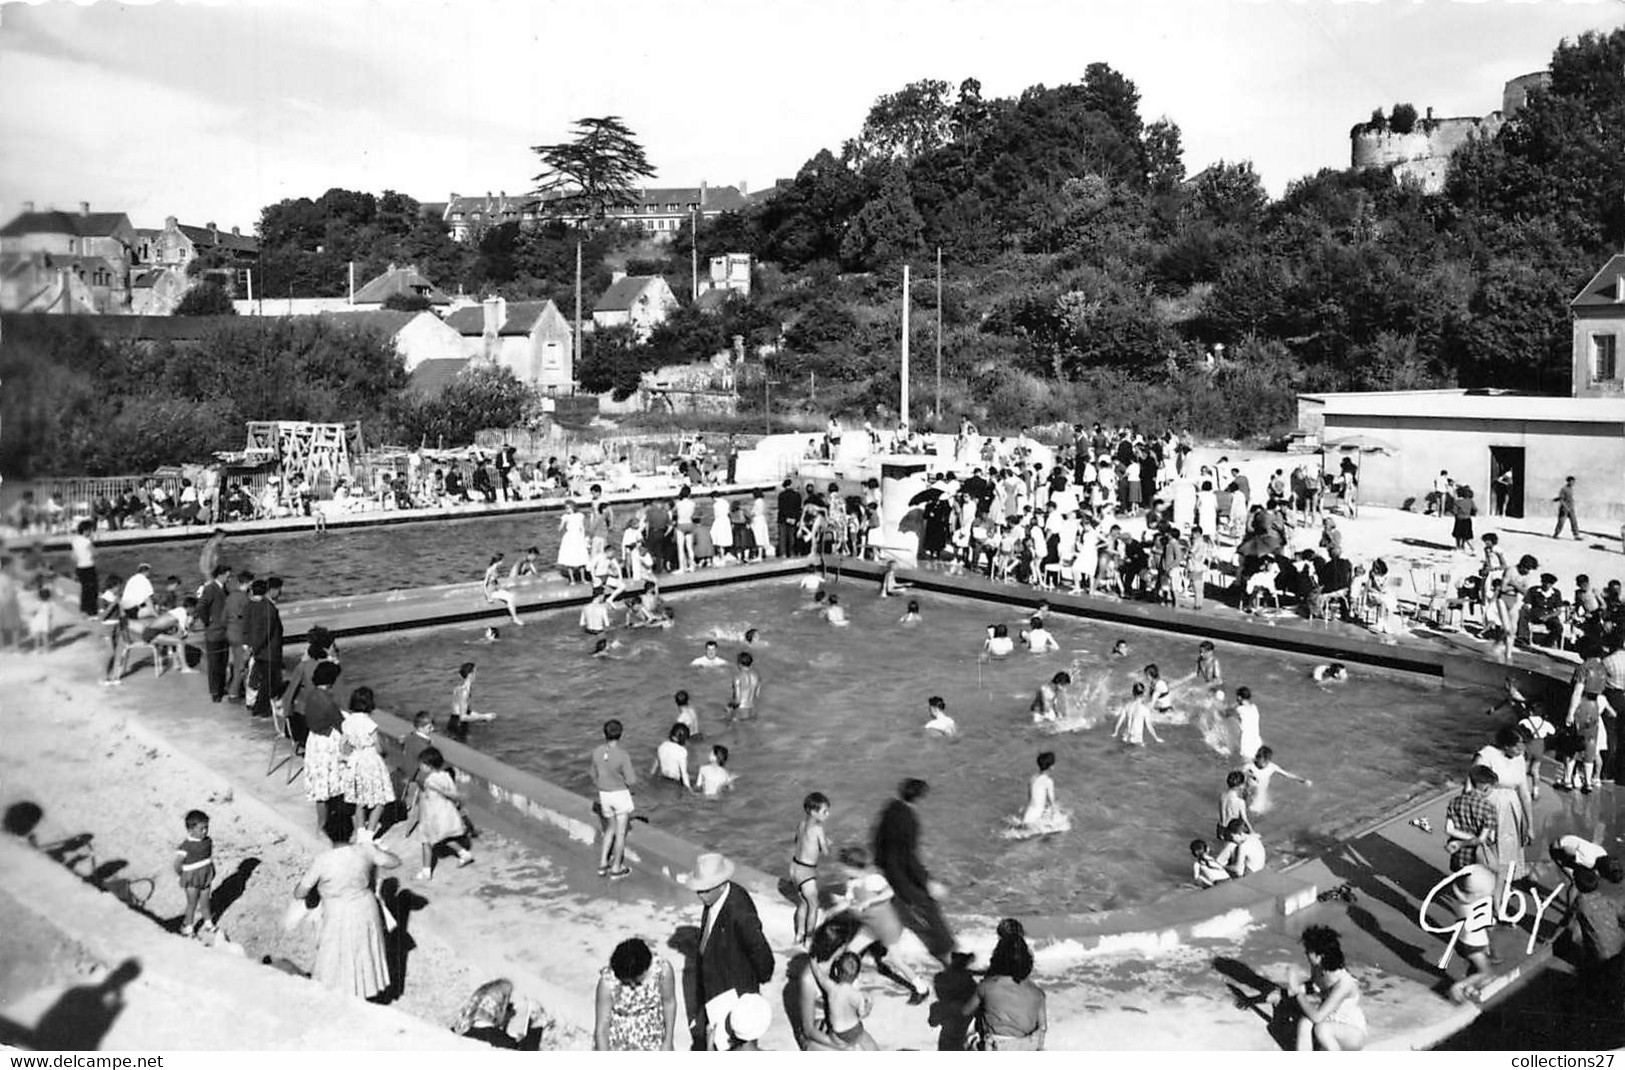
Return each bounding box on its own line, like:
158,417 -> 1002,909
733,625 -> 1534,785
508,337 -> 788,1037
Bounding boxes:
1,0 -> 1621,233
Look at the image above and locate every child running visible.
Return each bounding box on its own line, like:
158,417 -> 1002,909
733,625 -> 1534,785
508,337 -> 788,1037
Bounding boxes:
1114,682 -> 1162,746
1244,746 -> 1312,814
924,695 -> 958,736
415,747 -> 474,880
790,792 -> 831,945
833,847 -> 929,1001
174,809 -> 216,937
696,745 -> 735,796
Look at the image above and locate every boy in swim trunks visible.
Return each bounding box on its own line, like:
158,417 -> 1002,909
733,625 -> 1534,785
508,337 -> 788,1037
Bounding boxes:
697,745 -> 735,796
590,719 -> 638,879
1197,640 -> 1222,685
1030,671 -> 1071,723
1244,745 -> 1312,813
673,689 -> 701,739
1218,770 -> 1253,840
790,792 -> 831,945
1021,751 -> 1059,828
1022,616 -> 1060,654
1114,682 -> 1161,746
729,651 -> 761,721
691,640 -> 728,667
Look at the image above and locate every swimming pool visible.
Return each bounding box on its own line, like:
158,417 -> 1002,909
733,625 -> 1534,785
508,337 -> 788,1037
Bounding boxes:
94,499 -> 781,602
334,574 -> 1491,916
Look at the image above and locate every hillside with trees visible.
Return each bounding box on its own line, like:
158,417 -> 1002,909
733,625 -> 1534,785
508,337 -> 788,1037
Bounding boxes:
4,29 -> 1621,477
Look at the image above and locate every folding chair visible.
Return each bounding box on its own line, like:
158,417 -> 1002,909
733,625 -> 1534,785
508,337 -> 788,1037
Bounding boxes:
267,701 -> 304,786
122,640 -> 163,678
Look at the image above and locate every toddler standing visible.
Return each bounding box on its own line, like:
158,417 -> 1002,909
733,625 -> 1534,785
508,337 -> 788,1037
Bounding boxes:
174,809 -> 216,937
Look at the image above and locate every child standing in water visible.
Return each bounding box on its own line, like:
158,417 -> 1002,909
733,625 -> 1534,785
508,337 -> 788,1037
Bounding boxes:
898,600 -> 922,625
1229,686 -> 1264,760
1022,616 -> 1060,654
1144,664 -> 1173,717
1245,746 -> 1312,814
790,793 -> 831,945
673,690 -> 701,740
924,696 -> 958,736
729,651 -> 761,721
1218,770 -> 1253,840
697,745 -> 735,796
174,809 -> 216,937
1196,640 -> 1222,685
1030,671 -> 1071,723
651,723 -> 694,793
1114,683 -> 1162,745
1021,752 -> 1060,829
448,661 -> 479,739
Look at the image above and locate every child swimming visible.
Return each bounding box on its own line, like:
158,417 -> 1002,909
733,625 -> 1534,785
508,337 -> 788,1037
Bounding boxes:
924,696 -> 958,736
1110,639 -> 1130,658
697,745 -> 735,796
799,564 -> 824,592
984,623 -> 1015,658
1030,671 -> 1071,723
823,594 -> 849,626
691,640 -> 729,667
1113,682 -> 1162,746
1311,662 -> 1348,682
898,599 -> 922,625
790,792 -> 831,945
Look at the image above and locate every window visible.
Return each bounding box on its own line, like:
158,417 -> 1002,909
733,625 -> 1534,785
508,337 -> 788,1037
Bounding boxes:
1595,334 -> 1619,382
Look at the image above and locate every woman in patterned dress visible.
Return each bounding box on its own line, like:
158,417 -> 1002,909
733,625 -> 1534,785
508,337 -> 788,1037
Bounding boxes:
340,687 -> 396,835
593,938 -> 676,1050
301,661 -> 348,831
290,813 -> 398,1001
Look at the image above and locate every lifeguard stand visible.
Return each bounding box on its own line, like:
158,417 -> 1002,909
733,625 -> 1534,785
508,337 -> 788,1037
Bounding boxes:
243,421 -> 361,488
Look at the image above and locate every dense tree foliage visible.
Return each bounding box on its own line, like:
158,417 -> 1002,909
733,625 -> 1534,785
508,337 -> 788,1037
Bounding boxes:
173,281 -> 236,316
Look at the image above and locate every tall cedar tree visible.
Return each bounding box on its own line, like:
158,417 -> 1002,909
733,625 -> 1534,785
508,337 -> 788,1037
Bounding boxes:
531,116 -> 658,225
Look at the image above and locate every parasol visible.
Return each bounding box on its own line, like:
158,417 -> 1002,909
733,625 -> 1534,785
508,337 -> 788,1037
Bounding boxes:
908,487 -> 946,506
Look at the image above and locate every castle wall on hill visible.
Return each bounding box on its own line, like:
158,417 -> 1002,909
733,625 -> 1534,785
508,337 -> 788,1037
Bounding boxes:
1349,115 -> 1502,193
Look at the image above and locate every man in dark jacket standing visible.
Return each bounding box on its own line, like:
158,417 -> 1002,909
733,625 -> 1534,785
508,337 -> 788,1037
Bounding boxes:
776,479 -> 802,559
873,778 -> 956,963
688,852 -> 774,1049
243,578 -> 284,718
196,565 -> 233,702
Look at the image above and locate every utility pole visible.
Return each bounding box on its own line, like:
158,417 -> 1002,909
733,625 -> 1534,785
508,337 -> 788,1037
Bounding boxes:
245,266 -> 254,307
900,263 -> 911,428
574,240 -> 583,388
691,209 -> 699,302
935,246 -> 942,421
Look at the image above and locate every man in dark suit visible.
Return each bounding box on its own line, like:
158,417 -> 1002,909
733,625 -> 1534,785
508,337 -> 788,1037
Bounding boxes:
243,577 -> 285,719
873,778 -> 956,963
688,852 -> 774,1049
776,480 -> 801,560
196,565 -> 233,702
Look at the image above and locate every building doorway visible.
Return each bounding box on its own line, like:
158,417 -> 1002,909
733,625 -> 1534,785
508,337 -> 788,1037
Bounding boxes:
1490,446 -> 1524,519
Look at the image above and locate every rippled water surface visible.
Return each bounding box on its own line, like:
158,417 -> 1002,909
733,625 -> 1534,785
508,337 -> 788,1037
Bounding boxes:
338,576 -> 1490,916
97,499 -> 780,601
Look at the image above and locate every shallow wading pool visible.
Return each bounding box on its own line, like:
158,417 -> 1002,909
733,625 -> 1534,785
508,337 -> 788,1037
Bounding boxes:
335,575 -> 1491,917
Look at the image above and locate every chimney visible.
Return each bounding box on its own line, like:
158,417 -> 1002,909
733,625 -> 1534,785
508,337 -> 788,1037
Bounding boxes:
80,201 -> 90,216
1425,106 -> 1434,122
208,222 -> 218,243
482,294 -> 506,337
611,269 -> 628,284
739,179 -> 748,196
700,180 -> 707,207
165,215 -> 177,230
232,226 -> 240,236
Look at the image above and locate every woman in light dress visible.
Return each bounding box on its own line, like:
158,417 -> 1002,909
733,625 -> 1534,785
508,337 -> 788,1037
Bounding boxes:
1283,925 -> 1366,1051
1473,725 -> 1533,891
340,687 -> 396,835
289,814 -> 398,1001
750,491 -> 772,561
709,496 -> 734,563
557,500 -> 590,584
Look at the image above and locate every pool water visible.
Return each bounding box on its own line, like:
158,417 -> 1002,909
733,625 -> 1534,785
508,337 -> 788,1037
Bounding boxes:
94,499 -> 780,602
338,576 -> 1490,917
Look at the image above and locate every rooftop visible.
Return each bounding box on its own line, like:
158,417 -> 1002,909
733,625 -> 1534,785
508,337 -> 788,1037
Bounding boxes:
1319,390 -> 1625,424
0,209 -> 132,239
594,275 -> 664,313
407,357 -> 470,396
1572,253 -> 1625,309
351,263 -> 451,306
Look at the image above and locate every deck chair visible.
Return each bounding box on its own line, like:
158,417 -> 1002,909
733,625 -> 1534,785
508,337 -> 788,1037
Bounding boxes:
121,640 -> 164,678
266,701 -> 304,786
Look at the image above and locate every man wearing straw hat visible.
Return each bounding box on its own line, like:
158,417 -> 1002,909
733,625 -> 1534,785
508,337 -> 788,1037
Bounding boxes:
687,852 -> 774,1049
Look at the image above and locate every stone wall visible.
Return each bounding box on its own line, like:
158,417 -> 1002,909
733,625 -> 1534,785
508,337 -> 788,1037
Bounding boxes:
1349,115 -> 1502,194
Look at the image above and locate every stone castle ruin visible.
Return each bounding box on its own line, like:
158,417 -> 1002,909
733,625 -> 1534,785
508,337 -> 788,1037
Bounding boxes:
1349,71 -> 1549,193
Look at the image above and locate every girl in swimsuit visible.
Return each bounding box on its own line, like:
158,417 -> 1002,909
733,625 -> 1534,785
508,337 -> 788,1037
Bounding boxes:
482,554 -> 523,626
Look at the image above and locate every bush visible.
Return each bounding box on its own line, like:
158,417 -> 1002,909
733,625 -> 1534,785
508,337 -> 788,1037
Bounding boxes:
382,292 -> 432,312
1389,103 -> 1418,135
174,281 -> 236,316
397,364 -> 535,447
